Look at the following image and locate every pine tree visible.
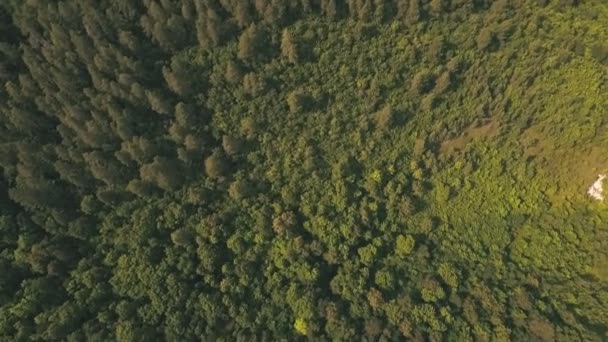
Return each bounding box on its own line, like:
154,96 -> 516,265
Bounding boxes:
321,0 -> 338,18
225,61 -> 243,84
205,9 -> 222,46
374,105 -> 394,130
430,0 -> 445,15
146,89 -> 172,115
235,1 -> 253,28
281,29 -> 299,64
163,66 -> 192,96
238,24 -> 264,61
139,157 -> 183,191
406,0 -> 420,25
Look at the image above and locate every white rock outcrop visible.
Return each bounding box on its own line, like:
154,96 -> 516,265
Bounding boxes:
588,174 -> 606,201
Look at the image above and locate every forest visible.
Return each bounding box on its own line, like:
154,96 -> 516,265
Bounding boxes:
1,0 -> 608,340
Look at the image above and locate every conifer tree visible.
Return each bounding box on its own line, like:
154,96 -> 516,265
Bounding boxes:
406,0 -> 420,25
281,29 -> 299,64
321,0 -> 338,18
238,24 -> 264,61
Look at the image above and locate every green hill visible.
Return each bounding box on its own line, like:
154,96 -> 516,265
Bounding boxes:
1,0 -> 607,340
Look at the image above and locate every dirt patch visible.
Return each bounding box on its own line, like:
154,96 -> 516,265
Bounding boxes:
440,118 -> 500,154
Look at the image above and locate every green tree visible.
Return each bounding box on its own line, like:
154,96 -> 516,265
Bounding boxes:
204,151 -> 226,179
321,0 -> 338,18
163,65 -> 192,96
430,0 -> 445,15
222,135 -> 241,156
171,228 -> 194,247
374,105 -> 394,129
238,24 -> 264,61
411,71 -> 436,95
242,72 -> 266,95
139,157 -> 183,191
287,90 -> 307,113
225,61 -> 243,84
405,0 -> 420,25
228,178 -> 251,200
395,234 -> 415,256
477,27 -> 496,51
281,29 -> 299,64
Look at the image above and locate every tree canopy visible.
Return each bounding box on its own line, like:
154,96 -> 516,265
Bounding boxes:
1,0 -> 608,340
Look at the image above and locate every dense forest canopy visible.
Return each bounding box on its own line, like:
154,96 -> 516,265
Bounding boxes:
1,0 -> 608,340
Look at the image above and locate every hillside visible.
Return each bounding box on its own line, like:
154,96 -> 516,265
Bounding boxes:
1,0 -> 608,340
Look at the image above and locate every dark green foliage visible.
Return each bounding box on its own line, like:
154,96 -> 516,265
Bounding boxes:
1,0 -> 607,341
9,182 -> 72,209
591,44 -> 608,65
83,152 -> 131,187
222,135 -> 242,156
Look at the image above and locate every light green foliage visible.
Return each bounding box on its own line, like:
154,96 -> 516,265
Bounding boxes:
438,263 -> 459,289
294,318 -> 309,335
357,244 -> 377,265
395,234 -> 415,256
374,270 -> 394,290
420,279 -> 446,303
433,182 -> 451,204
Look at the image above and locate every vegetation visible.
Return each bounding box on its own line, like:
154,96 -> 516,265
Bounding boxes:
1,0 -> 608,340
